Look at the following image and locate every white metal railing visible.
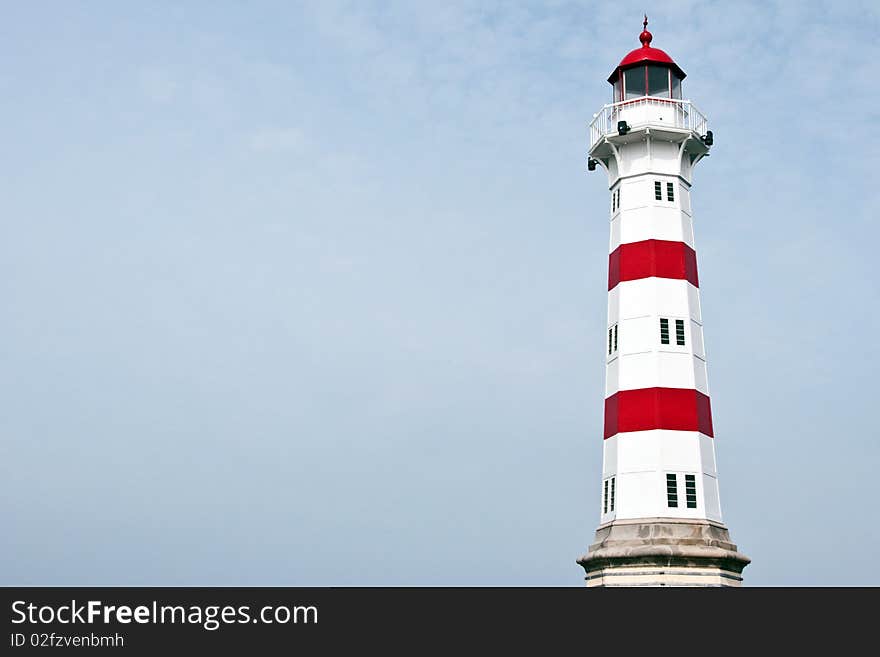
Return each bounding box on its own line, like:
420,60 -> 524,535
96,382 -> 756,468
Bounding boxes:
589,97 -> 708,149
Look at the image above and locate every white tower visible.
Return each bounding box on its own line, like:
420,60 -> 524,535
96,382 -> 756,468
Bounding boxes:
577,18 -> 749,586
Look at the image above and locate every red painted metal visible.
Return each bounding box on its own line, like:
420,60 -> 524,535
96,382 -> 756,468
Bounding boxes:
608,239 -> 699,290
619,46 -> 676,69
603,388 -> 714,439
607,20 -> 685,84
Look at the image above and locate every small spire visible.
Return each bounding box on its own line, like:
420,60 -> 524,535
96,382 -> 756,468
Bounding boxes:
639,14 -> 653,47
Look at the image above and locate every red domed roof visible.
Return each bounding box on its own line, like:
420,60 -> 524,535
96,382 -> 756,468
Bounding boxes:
607,17 -> 685,83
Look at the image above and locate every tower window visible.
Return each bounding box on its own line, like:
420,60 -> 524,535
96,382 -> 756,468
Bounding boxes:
603,476 -> 616,514
666,182 -> 675,202
660,318 -> 670,345
685,474 -> 697,509
666,473 -> 678,508
675,319 -> 685,346
608,323 -> 618,355
654,181 -> 662,201
611,188 -> 620,213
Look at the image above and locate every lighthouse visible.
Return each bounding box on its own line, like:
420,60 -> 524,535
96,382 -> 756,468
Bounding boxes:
577,18 -> 750,586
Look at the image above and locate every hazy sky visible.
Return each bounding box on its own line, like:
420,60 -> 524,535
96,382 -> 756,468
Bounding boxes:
2,1 -> 878,586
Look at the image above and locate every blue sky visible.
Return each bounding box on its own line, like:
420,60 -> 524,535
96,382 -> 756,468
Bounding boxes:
2,1 -> 878,585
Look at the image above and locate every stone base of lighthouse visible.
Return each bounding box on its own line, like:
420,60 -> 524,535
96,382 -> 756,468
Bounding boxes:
577,518 -> 750,587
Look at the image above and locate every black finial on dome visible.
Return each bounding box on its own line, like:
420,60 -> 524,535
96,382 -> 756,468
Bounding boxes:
640,15 -> 652,47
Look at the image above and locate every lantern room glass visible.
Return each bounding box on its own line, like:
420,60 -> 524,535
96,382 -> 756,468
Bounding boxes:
647,65 -> 670,97
618,65 -> 683,100
624,66 -> 645,99
671,75 -> 682,99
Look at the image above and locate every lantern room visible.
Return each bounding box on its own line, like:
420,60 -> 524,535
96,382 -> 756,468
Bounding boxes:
608,17 -> 685,102
587,16 -> 711,169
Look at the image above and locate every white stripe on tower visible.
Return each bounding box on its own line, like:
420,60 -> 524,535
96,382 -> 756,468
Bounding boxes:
601,172 -> 720,523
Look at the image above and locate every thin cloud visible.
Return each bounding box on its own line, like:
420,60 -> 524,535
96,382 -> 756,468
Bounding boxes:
138,67 -> 178,104
248,128 -> 305,152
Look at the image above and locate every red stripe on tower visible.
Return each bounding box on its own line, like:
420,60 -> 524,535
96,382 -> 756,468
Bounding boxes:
603,387 -> 714,438
608,240 -> 699,290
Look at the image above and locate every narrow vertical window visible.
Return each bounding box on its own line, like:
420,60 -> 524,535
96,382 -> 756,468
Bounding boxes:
603,479 -> 609,514
613,324 -> 618,352
666,182 -> 675,202
675,319 -> 685,346
685,474 -> 697,508
660,318 -> 670,345
654,181 -> 662,201
610,476 -> 616,512
666,474 -> 678,508
617,188 -> 621,210
611,191 -> 615,213
608,328 -> 613,355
